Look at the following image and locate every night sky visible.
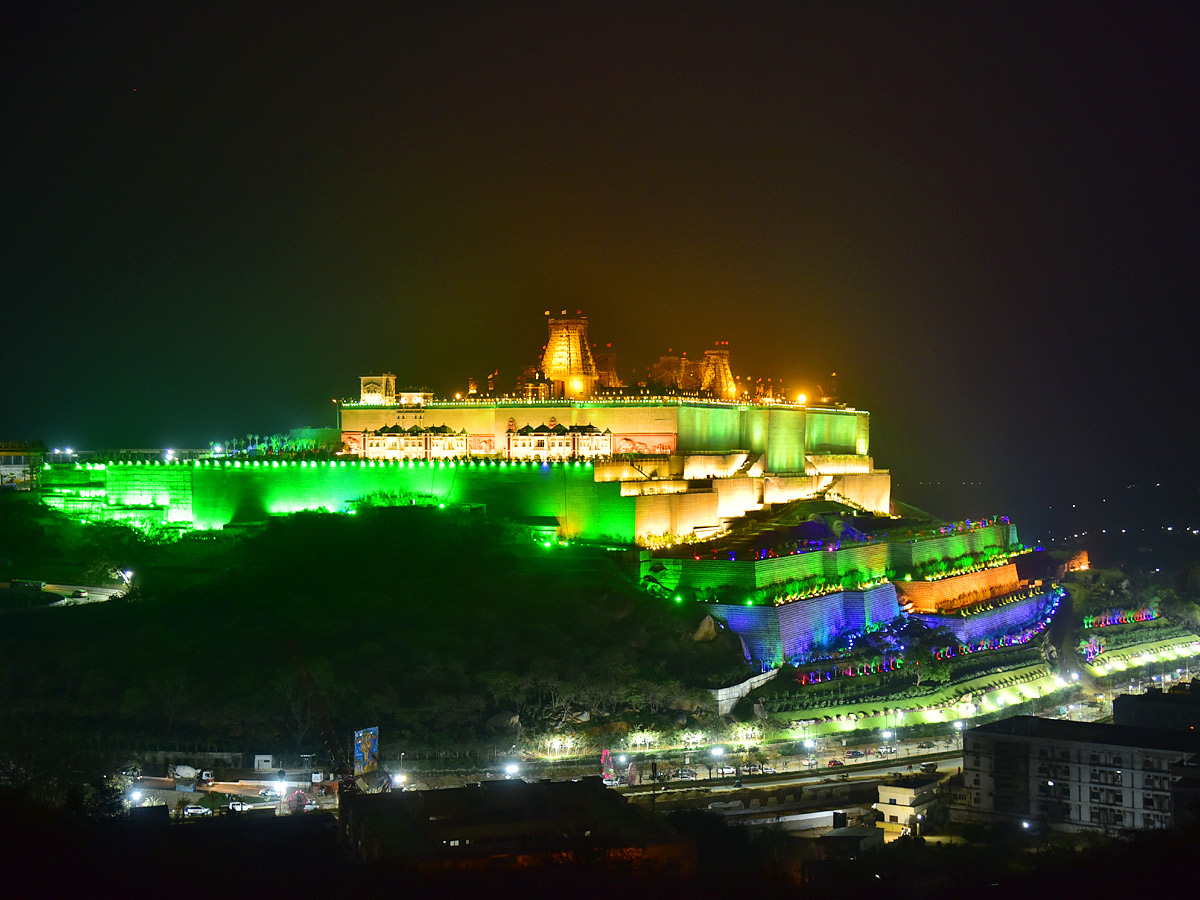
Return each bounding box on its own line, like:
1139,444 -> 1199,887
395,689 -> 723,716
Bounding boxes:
4,4 -> 1196,541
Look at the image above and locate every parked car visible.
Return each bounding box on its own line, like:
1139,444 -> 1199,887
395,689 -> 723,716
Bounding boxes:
917,741 -> 935,749
227,801 -> 251,812
846,749 -> 865,759
761,765 -> 777,775
71,589 -> 88,598
921,762 -> 939,774
879,745 -> 897,754
827,759 -> 845,767
258,788 -> 282,800
715,765 -> 737,776
672,768 -> 697,781
303,800 -> 319,812
183,805 -> 212,817
743,764 -> 762,774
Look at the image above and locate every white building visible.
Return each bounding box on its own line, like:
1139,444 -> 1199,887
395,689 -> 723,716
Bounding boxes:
876,774 -> 941,841
958,716 -> 1200,832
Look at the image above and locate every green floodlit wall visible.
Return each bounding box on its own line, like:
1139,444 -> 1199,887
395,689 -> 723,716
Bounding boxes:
804,410 -> 860,454
655,541 -> 892,595
890,523 -> 1018,568
677,405 -> 745,454
192,461 -> 634,540
45,461 -> 636,542
766,408 -> 806,474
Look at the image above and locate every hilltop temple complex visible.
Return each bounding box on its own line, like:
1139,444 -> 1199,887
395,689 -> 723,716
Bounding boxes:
37,312 -> 1059,670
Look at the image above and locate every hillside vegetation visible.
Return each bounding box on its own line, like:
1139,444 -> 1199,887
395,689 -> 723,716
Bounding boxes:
0,497 -> 747,765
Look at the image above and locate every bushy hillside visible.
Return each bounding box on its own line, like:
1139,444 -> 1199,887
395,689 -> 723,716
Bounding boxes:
0,500 -> 747,761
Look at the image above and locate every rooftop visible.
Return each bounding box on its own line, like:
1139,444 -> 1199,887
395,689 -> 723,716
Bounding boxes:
972,715 -> 1200,753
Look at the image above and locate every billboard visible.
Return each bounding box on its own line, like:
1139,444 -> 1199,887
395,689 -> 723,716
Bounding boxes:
353,726 -> 379,775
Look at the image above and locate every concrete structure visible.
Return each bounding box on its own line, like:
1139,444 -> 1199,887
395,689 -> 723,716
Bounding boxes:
339,777 -> 695,876
1113,684 -> 1200,732
875,774 -> 942,841
0,443 -> 41,489
956,716 -> 1200,832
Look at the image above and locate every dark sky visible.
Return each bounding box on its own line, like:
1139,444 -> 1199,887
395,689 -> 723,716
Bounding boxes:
3,3 -> 1196,537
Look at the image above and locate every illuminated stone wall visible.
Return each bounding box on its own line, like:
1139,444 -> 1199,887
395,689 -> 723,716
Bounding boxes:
42,460 -> 636,542
890,523 -> 1018,569
655,539 -> 895,597
633,491 -> 720,539
896,563 -> 1023,614
701,584 -> 899,665
766,408 -> 807,473
804,409 -> 863,454
339,401 -> 874,483
830,472 -> 892,515
911,590 -> 1051,644
676,404 -> 744,453
107,465 -> 195,523
188,460 -> 633,540
713,476 -> 763,518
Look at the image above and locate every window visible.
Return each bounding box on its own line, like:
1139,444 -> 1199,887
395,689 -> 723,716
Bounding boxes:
889,815 -> 898,823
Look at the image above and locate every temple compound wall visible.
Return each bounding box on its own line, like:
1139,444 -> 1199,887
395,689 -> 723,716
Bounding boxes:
698,584 -> 901,666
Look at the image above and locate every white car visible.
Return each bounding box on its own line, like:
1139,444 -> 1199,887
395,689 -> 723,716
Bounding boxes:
227,801 -> 251,812
183,805 -> 212,817
715,765 -> 737,776
303,800 -> 319,812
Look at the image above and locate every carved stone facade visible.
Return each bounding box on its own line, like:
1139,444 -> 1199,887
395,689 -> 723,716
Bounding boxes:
542,315 -> 597,399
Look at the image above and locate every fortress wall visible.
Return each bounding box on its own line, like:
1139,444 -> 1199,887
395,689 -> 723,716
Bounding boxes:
713,476 -> 762,518
804,409 -> 860,454
766,407 -> 807,474
891,523 -> 1015,569
682,453 -> 748,479
593,457 -> 676,482
660,558 -> 756,593
184,460 -> 635,541
106,465 -> 195,522
896,563 -> 1022,614
762,474 -> 827,504
911,591 -> 1049,644
855,412 -> 870,455
701,585 -> 900,667
677,404 -> 744,454
633,490 -> 720,539
839,584 -> 902,632
701,604 -> 780,665
805,454 -> 873,475
777,591 -> 851,659
740,407 -> 770,458
820,541 -> 891,582
864,582 -> 902,626
831,471 -> 891,514
753,549 -> 827,589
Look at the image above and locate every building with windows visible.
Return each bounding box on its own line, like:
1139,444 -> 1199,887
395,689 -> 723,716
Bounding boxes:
875,774 -> 943,841
0,443 -> 42,489
1113,683 -> 1200,732
955,716 -> 1200,832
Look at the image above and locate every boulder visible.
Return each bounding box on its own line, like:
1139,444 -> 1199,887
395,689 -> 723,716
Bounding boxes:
693,615 -> 721,642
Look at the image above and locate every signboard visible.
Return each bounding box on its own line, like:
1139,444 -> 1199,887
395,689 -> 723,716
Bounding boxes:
353,726 -> 379,775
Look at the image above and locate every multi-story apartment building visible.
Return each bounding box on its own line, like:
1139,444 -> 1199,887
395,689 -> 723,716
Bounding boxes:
957,716 -> 1200,832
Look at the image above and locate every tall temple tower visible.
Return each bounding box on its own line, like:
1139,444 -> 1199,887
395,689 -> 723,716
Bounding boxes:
700,347 -> 736,399
542,312 -> 597,399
